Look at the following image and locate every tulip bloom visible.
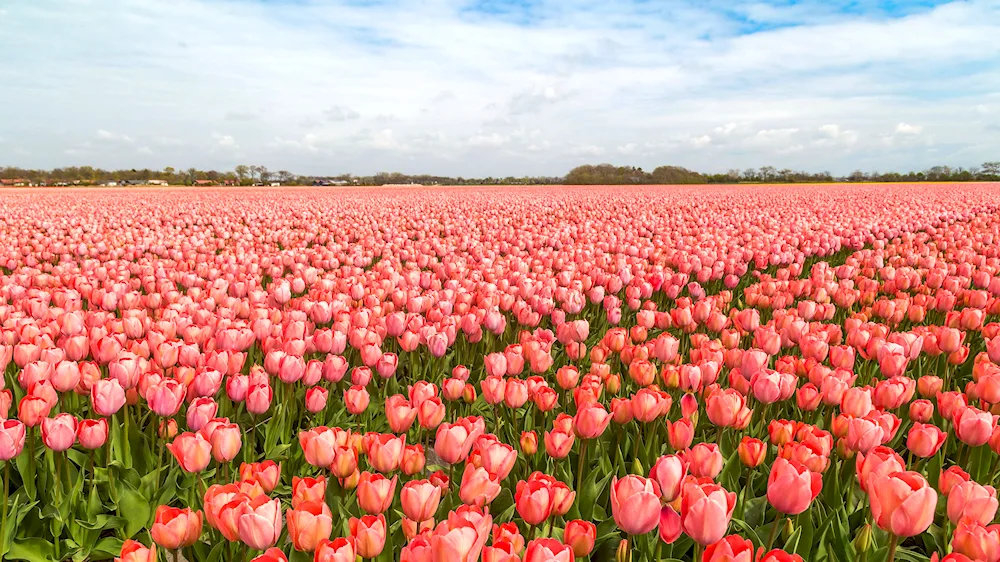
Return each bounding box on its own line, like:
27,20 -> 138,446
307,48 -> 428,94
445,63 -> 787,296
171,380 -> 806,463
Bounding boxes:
0,419 -> 26,460
543,428 -> 574,459
77,418 -> 109,449
151,506 -> 202,550
564,520 -> 596,557
357,472 -> 397,514
947,480 -> 999,526
166,432 -> 212,473
685,443 -> 724,479
41,413 -> 77,452
435,419 -> 484,465
954,406 -> 996,447
610,475 -> 661,535
573,402 -> 612,439
349,514 -> 386,559
367,433 -> 405,473
737,437 -> 766,468
702,535 -> 754,562
515,479 -> 554,526
649,454 -> 687,502
210,423 -> 242,463
868,471 -> 937,537
286,500 -> 333,552
291,476 -> 326,508
315,538 -> 356,562
524,538 -> 574,562
460,463 -> 502,507
951,519 -> 1000,562
115,540 -> 156,562
906,423 -> 947,458
680,480 -> 736,545
401,479 -> 441,522
238,496 -> 282,550
767,458 -> 822,515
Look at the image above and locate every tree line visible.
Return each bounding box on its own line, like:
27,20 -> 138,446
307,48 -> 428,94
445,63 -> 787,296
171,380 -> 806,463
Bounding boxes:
2,162 -> 998,186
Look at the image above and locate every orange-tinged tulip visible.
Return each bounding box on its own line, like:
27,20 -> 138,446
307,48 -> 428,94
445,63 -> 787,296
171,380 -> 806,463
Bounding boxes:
349,514 -> 387,559
115,540 -> 156,562
286,500 -> 332,552
150,506 -> 202,550
868,471 -> 937,537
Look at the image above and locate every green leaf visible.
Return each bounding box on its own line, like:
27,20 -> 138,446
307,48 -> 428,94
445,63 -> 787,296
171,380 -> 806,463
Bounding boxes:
580,464 -> 614,521
116,480 -> 151,538
91,537 -> 124,558
290,550 -> 313,562
793,511 -> 815,559
14,450 -> 36,500
6,538 -> 55,562
719,450 -> 742,491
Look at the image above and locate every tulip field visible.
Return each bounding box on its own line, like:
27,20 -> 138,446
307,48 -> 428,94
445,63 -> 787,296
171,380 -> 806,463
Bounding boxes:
5,183 -> 1000,562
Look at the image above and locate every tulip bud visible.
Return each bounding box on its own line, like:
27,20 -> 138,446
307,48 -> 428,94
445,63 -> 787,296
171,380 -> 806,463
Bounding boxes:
782,518 -> 795,541
520,431 -> 537,455
616,538 -> 631,562
631,457 -> 644,475
853,523 -> 872,554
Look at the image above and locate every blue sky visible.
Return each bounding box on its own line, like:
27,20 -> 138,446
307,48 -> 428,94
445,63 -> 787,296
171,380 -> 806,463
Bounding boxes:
0,0 -> 997,176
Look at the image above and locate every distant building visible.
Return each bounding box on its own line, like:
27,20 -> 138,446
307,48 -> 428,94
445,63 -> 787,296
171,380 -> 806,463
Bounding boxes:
194,180 -> 215,186
147,179 -> 168,186
270,182 -> 281,187
0,178 -> 31,186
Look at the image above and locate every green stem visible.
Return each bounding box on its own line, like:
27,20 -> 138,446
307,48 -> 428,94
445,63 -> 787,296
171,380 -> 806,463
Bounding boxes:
576,439 -> 589,494
887,534 -> 899,562
2,462 -> 9,536
765,515 -> 783,553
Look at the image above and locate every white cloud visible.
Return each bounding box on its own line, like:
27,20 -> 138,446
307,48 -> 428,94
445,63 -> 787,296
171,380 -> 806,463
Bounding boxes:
213,134 -> 238,148
568,144 -> 605,157
895,122 -> 924,135
0,0 -> 998,175
690,135 -> 712,148
136,146 -> 153,155
96,129 -> 133,143
468,133 -> 507,147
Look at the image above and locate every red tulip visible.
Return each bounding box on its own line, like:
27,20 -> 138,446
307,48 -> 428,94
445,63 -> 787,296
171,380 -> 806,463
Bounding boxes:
115,540 -> 156,562
702,535 -> 753,562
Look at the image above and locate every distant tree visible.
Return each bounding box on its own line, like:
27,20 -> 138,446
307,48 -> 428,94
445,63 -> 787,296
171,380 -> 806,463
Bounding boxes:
235,165 -> 250,184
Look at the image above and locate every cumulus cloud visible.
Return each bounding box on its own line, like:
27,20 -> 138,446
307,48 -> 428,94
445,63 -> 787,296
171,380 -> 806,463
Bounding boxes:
1,0 -> 998,175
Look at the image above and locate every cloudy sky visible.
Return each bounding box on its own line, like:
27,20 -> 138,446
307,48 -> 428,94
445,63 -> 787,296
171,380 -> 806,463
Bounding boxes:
1,0 -> 998,177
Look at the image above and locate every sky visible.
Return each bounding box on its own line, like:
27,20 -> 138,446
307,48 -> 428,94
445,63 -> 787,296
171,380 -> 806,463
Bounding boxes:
0,0 -> 998,177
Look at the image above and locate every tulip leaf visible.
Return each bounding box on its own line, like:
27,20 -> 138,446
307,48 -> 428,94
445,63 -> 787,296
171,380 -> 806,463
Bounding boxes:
116,479 -> 151,538
290,550 -> 313,562
926,453 -> 942,491
729,517 -> 763,547
6,538 -> 55,562
580,463 -> 613,521
720,450 -> 741,490
91,537 -> 124,558
794,512 -> 815,559
14,450 -> 36,501
893,547 -> 931,562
